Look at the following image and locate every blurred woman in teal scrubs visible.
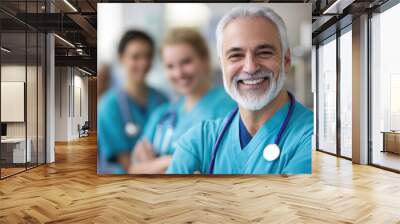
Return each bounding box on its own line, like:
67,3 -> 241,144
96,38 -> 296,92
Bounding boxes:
98,30 -> 168,173
129,28 -> 236,174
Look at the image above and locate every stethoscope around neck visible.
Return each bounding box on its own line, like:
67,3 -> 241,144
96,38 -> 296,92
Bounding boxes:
118,91 -> 140,137
118,89 -> 176,154
208,92 -> 296,174
153,109 -> 177,155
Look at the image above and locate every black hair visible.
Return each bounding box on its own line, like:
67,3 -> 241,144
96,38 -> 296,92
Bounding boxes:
118,30 -> 154,56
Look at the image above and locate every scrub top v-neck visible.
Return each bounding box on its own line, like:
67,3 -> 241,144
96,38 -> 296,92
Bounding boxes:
167,99 -> 313,174
142,87 -> 236,156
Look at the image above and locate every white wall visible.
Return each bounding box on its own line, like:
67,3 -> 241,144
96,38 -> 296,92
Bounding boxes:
1,63 -> 46,164
1,82 -> 25,122
72,73 -> 89,138
1,65 -> 36,137
55,66 -> 68,141
54,67 -> 89,141
312,46 -> 316,150
1,65 -> 26,133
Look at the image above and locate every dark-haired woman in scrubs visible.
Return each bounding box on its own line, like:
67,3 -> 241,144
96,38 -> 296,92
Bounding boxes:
98,30 -> 168,174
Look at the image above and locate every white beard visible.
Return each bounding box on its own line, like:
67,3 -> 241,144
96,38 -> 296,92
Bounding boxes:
223,67 -> 286,111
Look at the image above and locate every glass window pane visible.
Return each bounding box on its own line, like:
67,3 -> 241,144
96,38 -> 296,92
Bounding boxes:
318,37 -> 337,154
1,31 -> 27,177
26,0 -> 40,169
371,3 -> 400,171
1,1 -> 46,179
38,32 -> 45,165
27,31 -> 38,169
340,30 -> 352,158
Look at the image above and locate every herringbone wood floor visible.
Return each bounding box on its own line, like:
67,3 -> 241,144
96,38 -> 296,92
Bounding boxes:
1,135 -> 400,224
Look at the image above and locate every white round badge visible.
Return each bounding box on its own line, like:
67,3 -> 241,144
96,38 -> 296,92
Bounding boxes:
263,144 -> 280,161
125,122 -> 139,137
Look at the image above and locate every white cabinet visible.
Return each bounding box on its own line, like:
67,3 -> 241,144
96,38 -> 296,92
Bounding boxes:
1,138 -> 32,163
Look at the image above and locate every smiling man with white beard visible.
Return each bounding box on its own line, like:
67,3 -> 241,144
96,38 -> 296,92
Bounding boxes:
167,6 -> 313,174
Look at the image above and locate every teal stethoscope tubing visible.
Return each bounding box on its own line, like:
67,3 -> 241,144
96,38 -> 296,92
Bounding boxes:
208,92 -> 295,174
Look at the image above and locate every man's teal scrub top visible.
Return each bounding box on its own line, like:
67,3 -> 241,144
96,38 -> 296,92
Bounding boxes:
142,87 -> 236,156
98,87 -> 168,165
167,100 -> 313,174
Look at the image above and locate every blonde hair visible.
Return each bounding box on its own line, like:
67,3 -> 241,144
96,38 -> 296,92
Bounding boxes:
162,28 -> 210,61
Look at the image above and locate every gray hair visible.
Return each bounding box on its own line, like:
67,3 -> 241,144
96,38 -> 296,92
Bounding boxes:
216,6 -> 290,60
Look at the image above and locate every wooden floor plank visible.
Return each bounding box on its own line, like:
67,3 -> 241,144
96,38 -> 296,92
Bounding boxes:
0,135 -> 400,223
